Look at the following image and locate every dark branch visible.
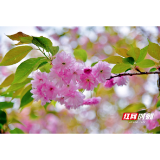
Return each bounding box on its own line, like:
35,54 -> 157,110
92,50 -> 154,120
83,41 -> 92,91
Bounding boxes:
106,71 -> 160,80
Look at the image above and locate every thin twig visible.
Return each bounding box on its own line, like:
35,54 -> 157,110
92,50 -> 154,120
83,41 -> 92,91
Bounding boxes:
106,71 -> 160,80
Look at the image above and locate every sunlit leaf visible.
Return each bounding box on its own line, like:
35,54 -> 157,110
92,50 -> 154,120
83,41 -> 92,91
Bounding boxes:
0,46 -> 33,66
51,100 -> 57,107
115,48 -> 129,57
136,46 -> 148,63
148,41 -> 160,60
111,64 -> 131,74
149,68 -> 157,72
127,47 -> 140,61
91,62 -> 98,67
49,46 -> 59,56
157,100 -> 160,108
0,73 -> 14,87
103,56 -> 123,64
73,49 -> 87,62
12,87 -> 24,99
44,102 -> 50,110
13,57 -> 47,84
136,59 -> 155,68
10,128 -> 24,134
6,78 -> 32,92
0,102 -> 14,110
121,103 -> 146,113
39,62 -> 52,73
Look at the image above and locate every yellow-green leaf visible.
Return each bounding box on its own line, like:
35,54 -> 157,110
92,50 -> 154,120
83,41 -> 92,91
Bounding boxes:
103,56 -> 123,64
115,48 -> 129,57
121,103 -> 146,113
0,74 -> 14,87
20,84 -> 32,99
148,41 -> 160,60
0,46 -> 33,66
6,78 -> 32,92
136,59 -> 155,68
12,57 -> 47,84
136,46 -> 148,63
73,49 -> 87,62
12,87 -> 24,100
127,47 -> 140,61
111,64 -> 131,74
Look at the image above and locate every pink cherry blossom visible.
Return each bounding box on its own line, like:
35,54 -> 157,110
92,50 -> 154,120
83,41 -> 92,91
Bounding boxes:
64,91 -> 85,109
84,67 -> 92,74
145,110 -> 160,130
31,71 -> 48,88
70,62 -> 84,84
49,68 -> 72,87
92,61 -> 111,83
145,119 -> 159,131
83,97 -> 101,105
52,51 -> 75,72
79,73 -> 99,91
31,81 -> 58,106
113,76 -> 129,86
104,79 -> 115,88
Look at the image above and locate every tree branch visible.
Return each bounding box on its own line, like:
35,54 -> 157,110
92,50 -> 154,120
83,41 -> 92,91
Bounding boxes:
106,71 -> 160,80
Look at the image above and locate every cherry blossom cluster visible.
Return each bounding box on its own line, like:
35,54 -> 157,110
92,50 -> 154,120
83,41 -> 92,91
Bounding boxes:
31,51 -> 128,109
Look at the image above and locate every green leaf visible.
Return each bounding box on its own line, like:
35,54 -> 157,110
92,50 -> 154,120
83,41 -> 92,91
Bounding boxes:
10,128 -> 24,134
9,118 -> 25,127
136,59 -> 155,68
125,68 -> 131,72
121,103 -> 146,113
127,47 -> 140,61
122,57 -> 134,65
20,89 -> 33,108
111,64 -> 131,74
136,46 -> 148,63
20,84 -> 32,99
149,68 -> 157,72
39,62 -> 52,73
91,62 -> 98,67
73,49 -> 87,62
0,110 -> 7,125
51,100 -> 57,107
12,87 -> 24,100
157,100 -> 160,108
32,36 -> 52,52
94,84 -> 100,94
0,73 -> 14,87
115,48 -> 129,57
49,46 -> 59,56
6,78 -> 32,92
0,46 -> 33,66
20,36 -> 33,44
44,102 -> 50,110
13,57 -> 47,84
0,102 -> 14,109
103,56 -> 123,64
148,41 -> 160,60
